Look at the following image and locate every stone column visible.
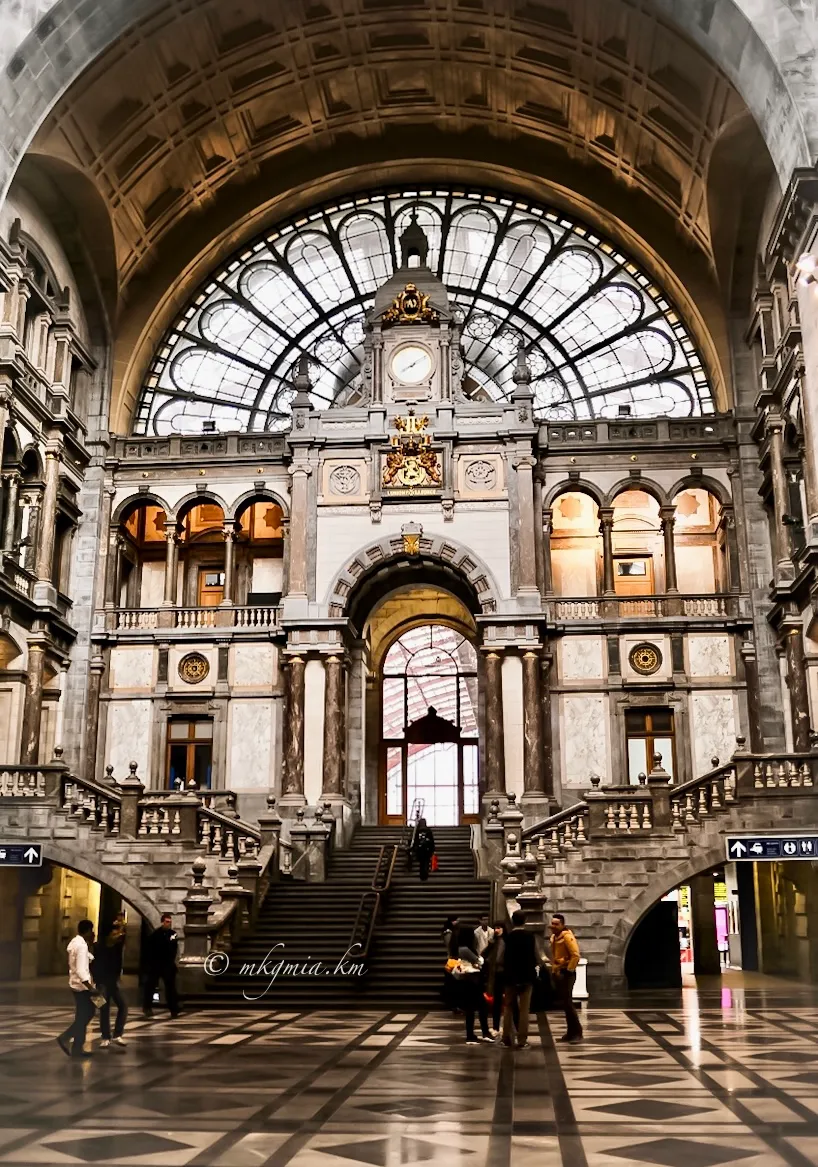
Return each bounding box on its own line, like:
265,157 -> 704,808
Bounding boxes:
541,649 -> 554,797
690,873 -> 720,977
793,274 -> 818,546
281,655 -> 307,806
740,638 -> 764,752
84,655 -> 106,781
321,655 -> 346,799
521,649 -> 550,821
52,659 -> 70,756
162,523 -> 179,605
783,622 -> 811,752
103,525 -> 119,607
542,507 -> 554,596
533,471 -> 545,597
767,414 -> 795,584
220,524 -> 236,605
2,471 -> 19,552
482,649 -> 506,795
513,454 -> 539,598
719,504 -> 742,591
599,506 -> 615,595
660,504 -> 678,593
287,467 -> 310,598
20,636 -> 46,764
33,445 -> 61,602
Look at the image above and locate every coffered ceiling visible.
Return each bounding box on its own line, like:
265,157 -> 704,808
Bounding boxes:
29,0 -> 748,293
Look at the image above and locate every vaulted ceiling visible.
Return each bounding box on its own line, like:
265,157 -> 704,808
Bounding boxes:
30,0 -> 749,294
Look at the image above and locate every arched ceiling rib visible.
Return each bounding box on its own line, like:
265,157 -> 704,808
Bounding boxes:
29,0 -> 752,290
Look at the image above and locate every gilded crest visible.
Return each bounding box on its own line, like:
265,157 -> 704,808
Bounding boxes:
382,414 -> 442,492
382,283 -> 439,325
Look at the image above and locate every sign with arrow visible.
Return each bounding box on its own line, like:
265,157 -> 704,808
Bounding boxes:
0,843 -> 42,867
726,835 -> 818,862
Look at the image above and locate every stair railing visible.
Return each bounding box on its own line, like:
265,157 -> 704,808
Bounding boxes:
401,797 -> 425,866
349,843 -> 400,962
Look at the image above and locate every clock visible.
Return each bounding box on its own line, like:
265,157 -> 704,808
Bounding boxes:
390,344 -> 433,385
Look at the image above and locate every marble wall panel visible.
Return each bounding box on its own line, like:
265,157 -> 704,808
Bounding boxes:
233,643 -> 275,687
687,634 -> 732,677
139,561 -> 164,608
229,700 -> 274,790
562,694 -> 609,789
110,646 -> 154,689
106,699 -> 152,785
561,635 -> 604,681
690,691 -> 739,775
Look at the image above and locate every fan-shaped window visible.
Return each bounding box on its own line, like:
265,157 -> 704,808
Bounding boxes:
136,188 -> 716,435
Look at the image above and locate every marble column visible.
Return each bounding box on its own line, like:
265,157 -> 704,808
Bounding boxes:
20,637 -> 46,764
599,507 -> 615,595
533,472 -> 545,597
282,655 -> 307,802
162,524 -> 179,605
287,467 -> 310,598
783,622 -> 811,752
321,655 -> 346,798
103,525 -> 119,607
541,650 -> 554,797
660,504 -> 678,593
84,655 -> 106,781
34,446 -> 61,595
767,414 -> 795,582
514,455 -> 538,597
542,507 -> 554,595
221,524 -> 236,605
482,649 -> 505,794
740,638 -> 764,752
521,650 -> 544,794
721,505 -> 742,592
2,471 -> 19,552
53,659 -> 70,755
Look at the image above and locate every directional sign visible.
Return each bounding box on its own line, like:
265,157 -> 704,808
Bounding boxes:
726,835 -> 818,862
0,843 -> 42,867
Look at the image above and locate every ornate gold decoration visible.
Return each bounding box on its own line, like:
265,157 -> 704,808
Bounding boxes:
629,643 -> 662,676
179,652 -> 210,684
382,413 -> 442,491
382,283 -> 439,325
403,532 -> 420,555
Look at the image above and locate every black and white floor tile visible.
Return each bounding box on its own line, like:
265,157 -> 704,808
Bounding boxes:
0,996 -> 817,1165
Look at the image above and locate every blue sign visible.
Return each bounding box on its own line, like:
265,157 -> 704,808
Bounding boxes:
726,835 -> 818,861
0,843 -> 42,867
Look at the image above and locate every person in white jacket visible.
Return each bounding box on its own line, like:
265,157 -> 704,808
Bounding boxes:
57,920 -> 97,1058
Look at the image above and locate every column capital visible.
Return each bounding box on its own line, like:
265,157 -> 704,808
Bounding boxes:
598,506 -> 614,526
659,503 -> 676,521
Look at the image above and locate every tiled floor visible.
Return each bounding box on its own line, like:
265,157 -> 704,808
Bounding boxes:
1,994 -> 817,1166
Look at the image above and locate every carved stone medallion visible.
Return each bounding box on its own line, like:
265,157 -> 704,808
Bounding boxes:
179,652 -> 210,684
329,465 -> 361,495
464,459 -> 497,491
629,642 -> 662,676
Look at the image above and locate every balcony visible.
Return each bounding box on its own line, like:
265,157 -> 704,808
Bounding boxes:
107,604 -> 281,635
545,593 -> 747,624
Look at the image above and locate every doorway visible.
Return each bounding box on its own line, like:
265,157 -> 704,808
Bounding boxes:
379,624 -> 479,825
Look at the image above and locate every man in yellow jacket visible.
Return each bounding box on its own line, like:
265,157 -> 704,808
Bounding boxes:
549,913 -> 583,1043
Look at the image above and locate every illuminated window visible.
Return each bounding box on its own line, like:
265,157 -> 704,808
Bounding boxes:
136,189 -> 715,435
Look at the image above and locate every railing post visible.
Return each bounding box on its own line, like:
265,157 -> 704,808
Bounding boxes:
258,795 -> 282,879
646,752 -> 673,829
584,775 -> 608,834
218,866 -> 254,943
117,761 -> 145,838
483,799 -> 505,879
178,858 -> 213,995
173,791 -> 200,844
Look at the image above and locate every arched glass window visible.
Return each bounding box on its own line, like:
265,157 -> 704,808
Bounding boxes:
137,188 -> 716,435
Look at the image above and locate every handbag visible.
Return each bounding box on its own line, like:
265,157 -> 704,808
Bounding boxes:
431,854 -> 439,872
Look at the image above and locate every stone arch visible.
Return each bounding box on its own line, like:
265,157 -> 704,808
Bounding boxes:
112,490 -> 172,525
667,474 -> 732,507
605,477 -> 668,508
41,841 -> 163,927
229,488 -> 290,523
327,534 -> 502,622
170,490 -> 229,525
544,479 -> 605,510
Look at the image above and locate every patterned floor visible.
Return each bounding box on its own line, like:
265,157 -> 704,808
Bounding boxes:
0,997 -> 816,1166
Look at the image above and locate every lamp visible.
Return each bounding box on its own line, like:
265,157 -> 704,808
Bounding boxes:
796,253 -> 817,285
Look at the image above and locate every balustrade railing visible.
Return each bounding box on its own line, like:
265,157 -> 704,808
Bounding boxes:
545,594 -> 738,621
0,765 -> 61,797
198,806 -> 262,860
61,774 -> 122,834
114,605 -> 281,631
0,555 -> 35,598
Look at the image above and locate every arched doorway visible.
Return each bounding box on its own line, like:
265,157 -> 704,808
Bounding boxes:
379,624 -> 479,826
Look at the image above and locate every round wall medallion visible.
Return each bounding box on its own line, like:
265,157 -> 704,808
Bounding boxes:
329,465 -> 361,495
629,642 -> 662,676
179,652 -> 210,684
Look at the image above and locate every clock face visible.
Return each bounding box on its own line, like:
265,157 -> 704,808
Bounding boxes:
390,344 -> 433,385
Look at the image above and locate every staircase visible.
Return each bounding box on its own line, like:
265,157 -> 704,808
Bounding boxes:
200,824 -> 491,1009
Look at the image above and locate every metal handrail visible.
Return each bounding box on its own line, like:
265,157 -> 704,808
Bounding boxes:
349,842 -> 400,962
372,843 -> 398,892
401,797 -> 425,865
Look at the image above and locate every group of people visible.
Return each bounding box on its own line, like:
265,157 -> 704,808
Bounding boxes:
442,910 -> 583,1047
56,911 -> 181,1058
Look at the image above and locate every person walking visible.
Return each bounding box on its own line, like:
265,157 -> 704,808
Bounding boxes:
412,818 -> 436,881
456,925 -> 492,1045
57,919 -> 97,1058
550,913 -> 583,1043
485,921 -> 513,1038
441,915 -> 460,1012
473,914 -> 494,957
142,913 -> 180,1019
96,911 -> 128,1049
501,910 -> 537,1049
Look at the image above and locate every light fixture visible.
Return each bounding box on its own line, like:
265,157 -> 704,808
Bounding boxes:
796,253 -> 817,285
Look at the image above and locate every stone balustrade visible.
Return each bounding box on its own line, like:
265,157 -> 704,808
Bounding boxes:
0,764 -> 64,797
112,605 -> 281,632
545,593 -> 742,622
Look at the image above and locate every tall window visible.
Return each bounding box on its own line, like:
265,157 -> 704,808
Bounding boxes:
381,624 -> 478,826
626,708 -> 675,784
137,189 -> 715,435
166,719 -> 213,789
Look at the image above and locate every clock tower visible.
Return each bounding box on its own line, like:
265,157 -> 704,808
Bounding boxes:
361,214 -> 464,405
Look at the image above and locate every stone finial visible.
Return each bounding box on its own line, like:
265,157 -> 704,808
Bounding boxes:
226,792 -> 239,819
52,744 -> 64,761
647,752 -> 672,785
267,795 -> 276,811
190,858 -> 207,889
734,735 -> 747,753
589,774 -> 601,789
512,338 -> 531,389
710,756 -> 720,769
296,808 -> 305,824
507,792 -> 517,806
105,764 -> 115,783
223,864 -> 242,890
637,771 -> 647,786
292,355 -> 313,410
129,761 -> 138,779
488,799 -> 501,825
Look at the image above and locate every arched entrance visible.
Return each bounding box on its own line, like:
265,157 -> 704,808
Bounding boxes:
379,623 -> 479,826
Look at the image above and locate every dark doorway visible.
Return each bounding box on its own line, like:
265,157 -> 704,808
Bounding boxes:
625,901 -> 683,989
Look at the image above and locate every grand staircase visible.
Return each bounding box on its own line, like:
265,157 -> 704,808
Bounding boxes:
200,824 -> 491,1009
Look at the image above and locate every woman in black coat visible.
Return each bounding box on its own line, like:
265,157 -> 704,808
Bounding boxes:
412,818 -> 436,881
456,925 -> 492,1044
